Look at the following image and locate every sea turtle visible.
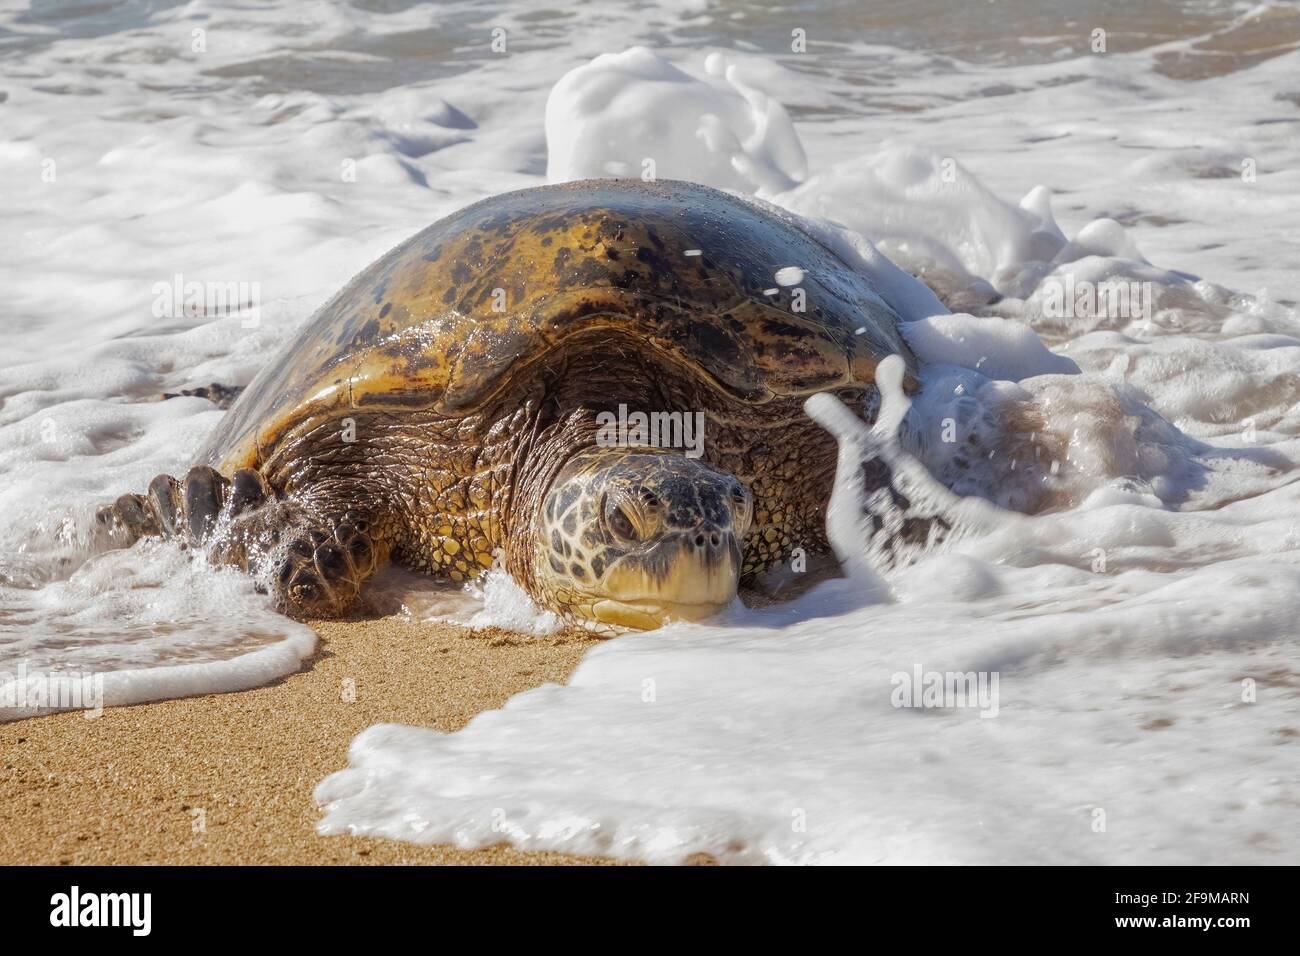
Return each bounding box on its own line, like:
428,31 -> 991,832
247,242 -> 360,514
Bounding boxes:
97,179 -> 919,629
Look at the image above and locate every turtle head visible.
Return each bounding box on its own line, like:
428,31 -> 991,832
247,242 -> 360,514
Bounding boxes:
533,447 -> 752,629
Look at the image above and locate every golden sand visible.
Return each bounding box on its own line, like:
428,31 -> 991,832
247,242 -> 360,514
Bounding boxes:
0,615 -> 621,865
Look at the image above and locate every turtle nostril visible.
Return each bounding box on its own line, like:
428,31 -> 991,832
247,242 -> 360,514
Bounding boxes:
709,532 -> 720,548
693,533 -> 706,548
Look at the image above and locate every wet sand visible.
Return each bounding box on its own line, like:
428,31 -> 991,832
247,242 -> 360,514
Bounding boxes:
0,616 -> 620,865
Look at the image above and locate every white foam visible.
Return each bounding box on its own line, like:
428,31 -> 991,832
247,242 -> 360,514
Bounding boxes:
901,312 -> 1080,380
776,147 -> 1068,301
545,48 -> 807,194
464,570 -> 563,636
0,541 -> 317,721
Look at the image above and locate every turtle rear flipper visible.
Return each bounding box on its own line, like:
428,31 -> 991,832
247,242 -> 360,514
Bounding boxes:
96,468 -> 382,620
260,517 -> 379,619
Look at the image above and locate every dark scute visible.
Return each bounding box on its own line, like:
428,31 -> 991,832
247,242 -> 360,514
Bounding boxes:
557,486 -> 579,516
357,316 -> 381,343
354,388 -> 443,410
687,320 -> 742,366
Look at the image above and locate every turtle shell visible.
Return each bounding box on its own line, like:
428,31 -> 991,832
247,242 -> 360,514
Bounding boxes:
198,178 -> 916,473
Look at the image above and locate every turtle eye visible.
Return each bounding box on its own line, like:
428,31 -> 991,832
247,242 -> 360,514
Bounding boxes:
730,484 -> 752,526
602,494 -> 639,542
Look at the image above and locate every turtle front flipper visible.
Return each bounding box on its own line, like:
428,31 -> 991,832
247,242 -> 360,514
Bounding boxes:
96,467 -> 384,620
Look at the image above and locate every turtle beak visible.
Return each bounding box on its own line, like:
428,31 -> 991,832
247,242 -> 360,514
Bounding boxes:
590,598 -> 731,629
593,527 -> 741,629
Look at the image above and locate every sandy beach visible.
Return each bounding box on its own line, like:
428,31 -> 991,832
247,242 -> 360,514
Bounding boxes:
0,616 -> 618,865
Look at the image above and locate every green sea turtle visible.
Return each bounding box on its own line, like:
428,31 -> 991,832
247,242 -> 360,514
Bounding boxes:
97,179 -> 918,629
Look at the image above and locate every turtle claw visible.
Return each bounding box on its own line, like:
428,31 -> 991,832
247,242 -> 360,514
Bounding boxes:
227,467 -> 269,516
182,466 -> 229,542
115,493 -> 161,537
103,466 -> 262,548
95,493 -> 160,538
147,474 -> 183,535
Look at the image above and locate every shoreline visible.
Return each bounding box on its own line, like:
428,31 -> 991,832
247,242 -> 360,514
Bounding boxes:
0,615 -> 620,865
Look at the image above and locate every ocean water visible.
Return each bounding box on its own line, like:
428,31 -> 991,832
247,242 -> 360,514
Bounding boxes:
3,0 -> 1299,861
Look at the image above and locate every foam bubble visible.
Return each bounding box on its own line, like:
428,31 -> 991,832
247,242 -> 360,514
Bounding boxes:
545,47 -> 806,194
465,570 -> 563,636
902,312 -> 1080,380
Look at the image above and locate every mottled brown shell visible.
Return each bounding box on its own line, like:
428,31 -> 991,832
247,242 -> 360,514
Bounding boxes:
198,179 -> 916,473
